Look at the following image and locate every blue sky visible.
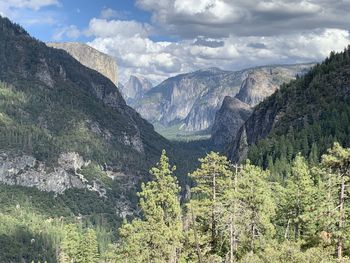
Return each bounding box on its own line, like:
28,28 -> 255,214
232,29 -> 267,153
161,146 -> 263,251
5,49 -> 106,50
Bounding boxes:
1,0 -> 350,84
5,0 -> 152,42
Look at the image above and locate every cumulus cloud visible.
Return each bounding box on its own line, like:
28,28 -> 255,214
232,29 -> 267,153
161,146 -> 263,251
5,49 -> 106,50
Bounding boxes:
136,0 -> 350,38
85,18 -> 152,38
0,0 -> 59,17
87,19 -> 350,84
6,0 -> 348,85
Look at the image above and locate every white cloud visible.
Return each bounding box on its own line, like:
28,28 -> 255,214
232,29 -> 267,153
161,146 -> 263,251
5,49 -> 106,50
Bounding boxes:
0,0 -> 59,14
85,18 -> 152,38
136,0 -> 350,38
100,7 -> 127,19
87,20 -> 350,84
0,0 -> 60,28
53,25 -> 80,40
2,0 -> 59,10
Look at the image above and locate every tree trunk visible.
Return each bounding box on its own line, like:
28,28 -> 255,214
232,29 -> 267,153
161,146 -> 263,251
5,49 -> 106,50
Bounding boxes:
212,171 -> 217,252
284,219 -> 290,240
191,205 -> 203,263
230,219 -> 233,263
337,176 -> 345,261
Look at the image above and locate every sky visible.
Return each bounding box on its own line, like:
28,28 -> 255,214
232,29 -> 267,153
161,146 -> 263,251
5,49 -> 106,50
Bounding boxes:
1,0 -> 350,84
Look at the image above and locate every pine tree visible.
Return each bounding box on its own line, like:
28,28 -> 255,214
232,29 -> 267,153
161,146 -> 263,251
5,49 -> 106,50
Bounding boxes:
284,154 -> 317,240
77,228 -> 99,263
116,150 -> 183,263
187,152 -> 233,260
60,224 -> 81,262
309,143 -> 319,165
318,143 -> 350,261
237,161 -> 276,253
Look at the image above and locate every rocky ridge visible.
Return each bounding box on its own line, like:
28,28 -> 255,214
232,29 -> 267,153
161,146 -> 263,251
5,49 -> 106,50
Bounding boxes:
47,42 -> 118,85
119,75 -> 153,105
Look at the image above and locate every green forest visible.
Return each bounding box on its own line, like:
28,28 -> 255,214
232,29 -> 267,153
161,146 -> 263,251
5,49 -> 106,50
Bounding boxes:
3,144 -> 350,262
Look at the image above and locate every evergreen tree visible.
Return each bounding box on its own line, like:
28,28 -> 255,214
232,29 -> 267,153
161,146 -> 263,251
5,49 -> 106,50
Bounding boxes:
237,161 -> 276,253
116,150 -> 183,263
187,152 -> 233,261
284,154 -> 317,240
60,224 -> 81,262
317,143 -> 350,261
77,229 -> 99,263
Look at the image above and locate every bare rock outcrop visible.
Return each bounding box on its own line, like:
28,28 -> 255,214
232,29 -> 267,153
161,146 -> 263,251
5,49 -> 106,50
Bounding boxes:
47,42 -> 118,85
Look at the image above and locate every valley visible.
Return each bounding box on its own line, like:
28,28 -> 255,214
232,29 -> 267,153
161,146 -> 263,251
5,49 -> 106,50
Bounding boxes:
1,2 -> 350,262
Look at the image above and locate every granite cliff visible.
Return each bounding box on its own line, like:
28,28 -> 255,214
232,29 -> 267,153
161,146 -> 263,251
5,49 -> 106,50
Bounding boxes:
119,75 -> 153,105
210,65 -> 313,148
47,42 -> 118,85
211,97 -> 252,148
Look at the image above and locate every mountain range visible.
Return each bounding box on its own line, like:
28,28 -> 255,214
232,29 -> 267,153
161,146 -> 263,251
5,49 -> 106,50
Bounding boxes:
129,65 -> 313,140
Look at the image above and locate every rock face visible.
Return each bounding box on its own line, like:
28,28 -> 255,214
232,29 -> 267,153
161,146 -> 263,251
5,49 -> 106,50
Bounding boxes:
211,97 -> 252,148
135,65 -> 313,136
119,75 -> 153,105
0,152 -> 85,194
210,65 -> 312,148
47,42 -> 118,85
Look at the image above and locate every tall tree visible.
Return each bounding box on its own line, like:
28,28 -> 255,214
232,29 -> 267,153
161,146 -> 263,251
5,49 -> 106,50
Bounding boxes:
318,143 -> 350,261
284,154 -> 317,240
116,150 -> 183,263
237,162 -> 276,253
188,152 -> 233,260
77,229 -> 99,263
60,224 -> 81,263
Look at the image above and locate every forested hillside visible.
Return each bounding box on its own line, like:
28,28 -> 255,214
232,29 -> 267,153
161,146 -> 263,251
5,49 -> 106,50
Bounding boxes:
93,145 -> 350,262
0,16 -> 205,262
228,47 -> 350,180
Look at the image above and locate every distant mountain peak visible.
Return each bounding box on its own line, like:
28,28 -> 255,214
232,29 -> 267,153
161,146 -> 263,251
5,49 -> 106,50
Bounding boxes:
119,74 -> 153,105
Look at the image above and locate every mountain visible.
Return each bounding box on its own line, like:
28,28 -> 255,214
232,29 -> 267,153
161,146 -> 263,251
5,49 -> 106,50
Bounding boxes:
0,16 -> 172,220
228,47 -> 350,168
211,96 -> 252,147
47,42 -> 118,85
119,75 -> 153,105
134,65 -> 313,138
210,65 -> 313,147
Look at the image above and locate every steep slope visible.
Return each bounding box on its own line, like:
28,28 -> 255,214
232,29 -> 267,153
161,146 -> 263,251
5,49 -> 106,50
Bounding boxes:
119,75 -> 153,105
210,65 -> 312,148
47,42 -> 118,85
211,97 -> 252,147
228,47 -> 350,167
0,16 -> 170,219
135,65 -> 313,137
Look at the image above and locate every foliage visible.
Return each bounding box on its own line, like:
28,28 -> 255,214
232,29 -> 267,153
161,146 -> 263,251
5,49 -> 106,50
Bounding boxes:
248,46 -> 350,180
114,150 -> 183,262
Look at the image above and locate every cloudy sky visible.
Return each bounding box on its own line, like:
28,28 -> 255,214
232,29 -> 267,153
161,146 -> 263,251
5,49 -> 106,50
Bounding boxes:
1,0 -> 350,84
